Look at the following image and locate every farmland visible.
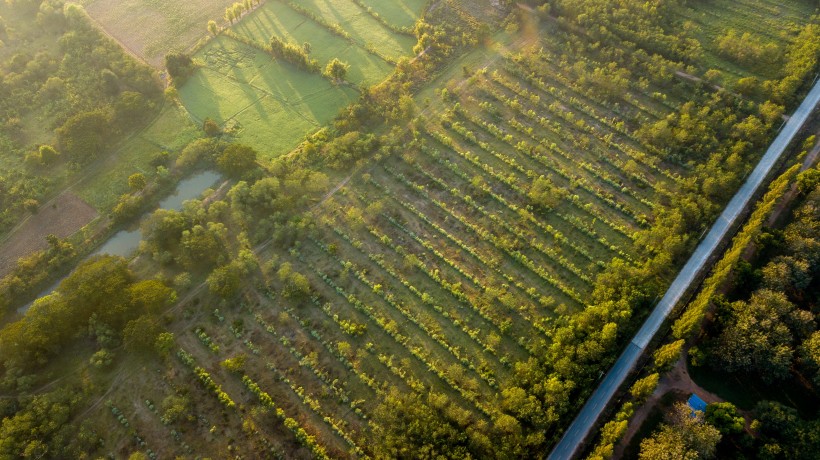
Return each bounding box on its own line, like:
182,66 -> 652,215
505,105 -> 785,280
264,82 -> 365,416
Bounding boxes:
1,0 -> 819,459
83,0 -> 238,67
230,1 -> 394,85
70,0 -> 820,456
177,0 -> 423,157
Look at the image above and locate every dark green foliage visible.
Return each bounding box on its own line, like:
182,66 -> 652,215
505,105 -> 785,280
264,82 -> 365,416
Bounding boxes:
705,402 -> 745,435
123,315 -> 162,353
753,401 -> 820,460
164,53 -> 195,85
207,263 -> 243,298
269,35 -> 320,72
372,389 -> 475,459
320,131 -> 378,169
202,117 -> 221,137
55,109 -> 112,164
0,255 -> 175,374
216,143 -> 257,177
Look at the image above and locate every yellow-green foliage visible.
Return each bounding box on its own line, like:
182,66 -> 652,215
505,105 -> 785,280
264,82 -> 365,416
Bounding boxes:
653,339 -> 684,371
672,163 -> 801,339
630,373 -> 660,403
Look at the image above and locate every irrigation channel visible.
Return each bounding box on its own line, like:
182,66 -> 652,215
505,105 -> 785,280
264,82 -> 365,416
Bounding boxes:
17,171 -> 222,314
548,78 -> 820,460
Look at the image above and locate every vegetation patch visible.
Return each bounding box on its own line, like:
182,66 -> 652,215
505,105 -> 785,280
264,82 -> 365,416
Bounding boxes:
281,0 -> 417,61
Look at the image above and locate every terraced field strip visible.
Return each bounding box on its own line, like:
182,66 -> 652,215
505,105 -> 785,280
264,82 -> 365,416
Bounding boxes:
355,0 -> 428,30
231,1 -> 394,85
282,0 -> 416,61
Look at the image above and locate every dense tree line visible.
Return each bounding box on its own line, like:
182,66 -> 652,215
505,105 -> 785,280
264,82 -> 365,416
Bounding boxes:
0,255 -> 176,379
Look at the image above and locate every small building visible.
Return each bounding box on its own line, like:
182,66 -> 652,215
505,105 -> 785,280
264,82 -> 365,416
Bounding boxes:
687,393 -> 708,416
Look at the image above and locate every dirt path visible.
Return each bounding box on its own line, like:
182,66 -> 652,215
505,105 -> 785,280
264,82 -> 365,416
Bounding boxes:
613,356 -> 724,458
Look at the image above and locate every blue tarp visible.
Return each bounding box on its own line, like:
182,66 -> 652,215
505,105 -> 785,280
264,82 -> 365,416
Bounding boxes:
688,393 -> 708,415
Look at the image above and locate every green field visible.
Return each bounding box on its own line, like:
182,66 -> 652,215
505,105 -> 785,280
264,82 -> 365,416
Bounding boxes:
83,0 -> 237,67
179,36 -> 357,157
76,104 -> 200,210
288,0 -> 416,61
231,1 -> 394,85
357,0 -> 429,29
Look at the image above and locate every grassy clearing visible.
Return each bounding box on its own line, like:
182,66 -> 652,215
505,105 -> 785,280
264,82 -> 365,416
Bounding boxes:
83,0 -> 237,67
180,36 -> 357,157
76,104 -> 199,211
288,0 -> 416,61
357,0 -> 428,29
231,1 -> 393,85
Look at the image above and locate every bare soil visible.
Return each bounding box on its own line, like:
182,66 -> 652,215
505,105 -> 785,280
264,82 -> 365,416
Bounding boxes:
0,192 -> 98,277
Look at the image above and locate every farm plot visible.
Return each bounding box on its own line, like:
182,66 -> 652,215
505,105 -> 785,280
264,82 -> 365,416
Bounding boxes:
355,0 -> 429,30
83,0 -> 238,67
281,0 -> 417,61
231,1 -> 394,85
0,192 -> 98,277
71,2 -> 820,458
179,36 -> 357,157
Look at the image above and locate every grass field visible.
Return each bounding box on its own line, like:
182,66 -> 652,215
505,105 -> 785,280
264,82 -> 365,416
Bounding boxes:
83,0 -> 237,67
76,104 -> 200,211
231,1 -> 394,85
287,0 -> 417,61
357,0 -> 429,29
179,36 -> 357,157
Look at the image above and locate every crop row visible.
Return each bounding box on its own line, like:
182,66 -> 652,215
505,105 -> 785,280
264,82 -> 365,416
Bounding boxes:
323,223 -> 509,359
422,128 -> 634,260
376,166 -> 585,304
309,236 -> 500,390
294,249 -> 495,416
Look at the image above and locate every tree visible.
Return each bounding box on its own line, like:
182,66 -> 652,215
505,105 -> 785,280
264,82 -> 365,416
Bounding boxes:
127,279 -> 176,314
714,289 -> 804,382
56,110 -> 111,163
639,403 -> 721,460
155,332 -> 175,357
128,173 -> 147,191
705,402 -> 744,435
123,315 -> 162,353
372,388 -> 474,459
207,264 -> 243,298
165,53 -> 195,85
630,373 -> 659,402
38,144 -> 59,165
216,144 -> 257,177
207,20 -> 218,36
203,117 -> 221,137
654,339 -> 684,371
325,58 -> 349,82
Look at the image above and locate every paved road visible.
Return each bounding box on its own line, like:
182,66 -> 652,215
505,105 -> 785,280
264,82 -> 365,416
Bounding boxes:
548,78 -> 820,460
